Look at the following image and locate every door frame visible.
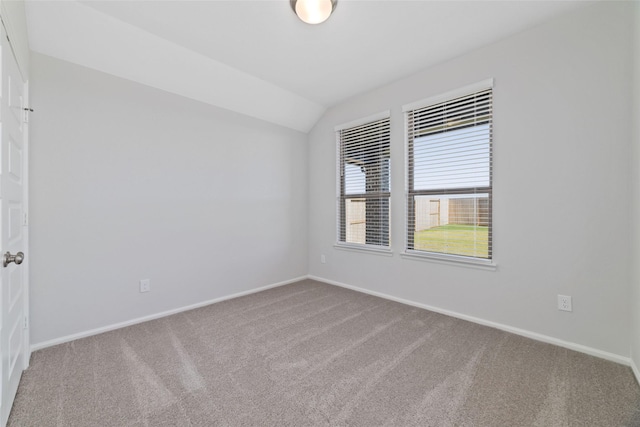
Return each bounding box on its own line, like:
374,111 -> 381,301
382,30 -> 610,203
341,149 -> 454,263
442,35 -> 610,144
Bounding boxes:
21,78 -> 29,370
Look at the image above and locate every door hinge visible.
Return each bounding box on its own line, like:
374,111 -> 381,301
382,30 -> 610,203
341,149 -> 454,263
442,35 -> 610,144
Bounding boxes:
22,107 -> 33,124
23,316 -> 28,329
23,211 -> 27,226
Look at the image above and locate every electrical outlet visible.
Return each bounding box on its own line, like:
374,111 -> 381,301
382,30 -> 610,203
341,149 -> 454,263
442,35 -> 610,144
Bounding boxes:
321,254 -> 326,264
140,279 -> 150,293
558,295 -> 572,312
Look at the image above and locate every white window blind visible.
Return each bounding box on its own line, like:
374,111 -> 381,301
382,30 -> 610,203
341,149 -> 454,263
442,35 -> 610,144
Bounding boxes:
337,116 -> 391,248
406,85 -> 493,260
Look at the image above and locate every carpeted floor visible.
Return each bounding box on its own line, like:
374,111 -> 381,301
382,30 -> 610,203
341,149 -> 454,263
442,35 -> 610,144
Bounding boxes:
8,279 -> 640,426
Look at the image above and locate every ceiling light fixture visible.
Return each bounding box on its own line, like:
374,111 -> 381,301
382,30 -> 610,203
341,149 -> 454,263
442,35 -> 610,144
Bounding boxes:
290,0 -> 338,25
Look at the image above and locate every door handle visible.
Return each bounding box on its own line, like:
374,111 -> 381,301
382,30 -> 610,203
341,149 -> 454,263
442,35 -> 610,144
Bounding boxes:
3,251 -> 24,268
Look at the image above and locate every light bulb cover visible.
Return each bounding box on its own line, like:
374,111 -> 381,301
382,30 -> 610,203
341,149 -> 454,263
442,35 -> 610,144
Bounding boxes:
290,0 -> 338,25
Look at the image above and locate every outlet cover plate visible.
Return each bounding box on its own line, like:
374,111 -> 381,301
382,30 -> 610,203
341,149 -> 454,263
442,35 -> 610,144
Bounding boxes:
140,279 -> 150,293
558,295 -> 572,312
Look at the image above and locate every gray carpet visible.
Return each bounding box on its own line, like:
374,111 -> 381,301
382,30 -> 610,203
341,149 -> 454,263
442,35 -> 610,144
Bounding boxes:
8,279 -> 640,426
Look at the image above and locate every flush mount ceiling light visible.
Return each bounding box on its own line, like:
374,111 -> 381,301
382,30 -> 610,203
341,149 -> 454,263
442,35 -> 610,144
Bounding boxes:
290,0 -> 338,25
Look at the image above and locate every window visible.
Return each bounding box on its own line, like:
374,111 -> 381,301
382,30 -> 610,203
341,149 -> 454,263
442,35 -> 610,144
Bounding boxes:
336,113 -> 391,249
405,80 -> 493,261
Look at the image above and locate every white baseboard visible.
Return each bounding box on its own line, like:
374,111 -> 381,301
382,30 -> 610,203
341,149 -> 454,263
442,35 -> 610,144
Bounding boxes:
631,358 -> 640,386
32,273 -> 633,369
31,276 -> 307,352
308,275 -> 631,366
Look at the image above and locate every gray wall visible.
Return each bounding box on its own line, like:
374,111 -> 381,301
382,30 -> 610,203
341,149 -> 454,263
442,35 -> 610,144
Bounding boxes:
308,2 -> 633,357
29,53 -> 308,346
631,1 -> 640,374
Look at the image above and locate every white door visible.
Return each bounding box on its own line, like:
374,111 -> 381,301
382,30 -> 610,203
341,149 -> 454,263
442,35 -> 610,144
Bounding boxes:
0,25 -> 28,426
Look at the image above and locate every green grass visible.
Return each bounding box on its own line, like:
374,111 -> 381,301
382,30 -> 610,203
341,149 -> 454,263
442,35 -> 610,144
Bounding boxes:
414,224 -> 489,258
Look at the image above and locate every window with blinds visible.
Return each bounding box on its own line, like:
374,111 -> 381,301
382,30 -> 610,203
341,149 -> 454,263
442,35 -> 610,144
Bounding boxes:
337,115 -> 391,248
405,83 -> 493,260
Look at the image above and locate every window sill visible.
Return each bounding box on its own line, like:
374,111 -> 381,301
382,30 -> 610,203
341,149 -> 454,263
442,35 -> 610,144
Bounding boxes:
400,250 -> 497,271
334,243 -> 394,257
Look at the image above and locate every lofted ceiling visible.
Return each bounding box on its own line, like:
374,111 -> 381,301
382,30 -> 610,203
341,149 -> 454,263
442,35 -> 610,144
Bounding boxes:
25,0 -> 588,133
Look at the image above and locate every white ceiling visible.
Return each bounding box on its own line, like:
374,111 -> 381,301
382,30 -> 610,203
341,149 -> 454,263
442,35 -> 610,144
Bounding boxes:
25,0 -> 588,132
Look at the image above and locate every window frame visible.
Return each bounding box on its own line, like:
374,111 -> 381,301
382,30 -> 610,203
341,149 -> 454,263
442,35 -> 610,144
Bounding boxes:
402,79 -> 496,269
335,111 -> 392,254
